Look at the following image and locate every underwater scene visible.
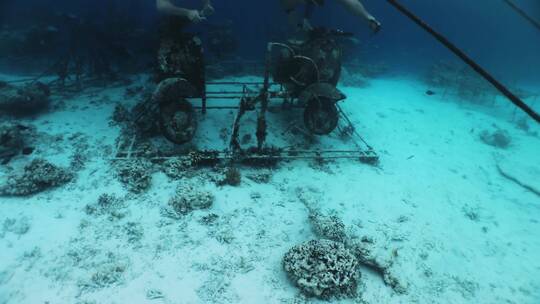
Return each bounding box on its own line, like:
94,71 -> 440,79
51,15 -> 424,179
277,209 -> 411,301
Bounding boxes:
0,0 -> 539,303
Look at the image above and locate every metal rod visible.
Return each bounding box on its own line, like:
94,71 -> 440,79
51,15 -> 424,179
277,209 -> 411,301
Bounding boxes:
206,81 -> 268,85
336,104 -> 374,149
386,0 -> 540,123
112,155 -> 373,161
115,149 -> 376,157
192,105 -> 306,110
206,91 -> 280,95
193,106 -> 239,109
206,91 -> 248,94
202,96 -> 246,99
113,150 -> 377,160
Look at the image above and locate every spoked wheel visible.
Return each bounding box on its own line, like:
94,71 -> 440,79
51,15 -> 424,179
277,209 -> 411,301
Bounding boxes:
153,78 -> 199,144
159,100 -> 197,144
303,97 -> 339,135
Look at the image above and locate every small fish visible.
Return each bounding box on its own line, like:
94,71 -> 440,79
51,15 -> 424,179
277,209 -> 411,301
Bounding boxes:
22,147 -> 34,155
425,90 -> 436,96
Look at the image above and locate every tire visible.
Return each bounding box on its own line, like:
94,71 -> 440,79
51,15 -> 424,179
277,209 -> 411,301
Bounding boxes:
159,100 -> 197,144
303,97 -> 339,135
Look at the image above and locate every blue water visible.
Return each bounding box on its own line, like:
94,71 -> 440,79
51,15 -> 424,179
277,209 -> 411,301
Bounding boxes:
2,0 -> 539,83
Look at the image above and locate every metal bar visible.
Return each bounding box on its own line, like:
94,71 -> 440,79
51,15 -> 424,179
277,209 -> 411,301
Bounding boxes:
113,151 -> 378,160
126,136 -> 136,159
3,77 -> 40,84
114,149 -> 377,157
206,91 -> 283,95
336,104 -> 374,150
112,155 -> 376,161
281,149 -> 374,153
386,0 -> 540,123
202,82 -> 207,115
202,96 -> 246,99
206,81 -> 267,85
206,91 -> 248,94
209,60 -> 261,65
256,43 -> 274,150
193,106 -> 239,109
192,105 -> 306,110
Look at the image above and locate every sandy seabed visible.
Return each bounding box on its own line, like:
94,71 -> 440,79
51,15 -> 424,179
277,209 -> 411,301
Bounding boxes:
0,73 -> 539,304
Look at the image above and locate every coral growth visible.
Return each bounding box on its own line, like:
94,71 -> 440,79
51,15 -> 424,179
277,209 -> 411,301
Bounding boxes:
85,194 -> 126,219
0,159 -> 73,196
283,239 -> 360,299
123,222 -> 144,243
309,212 -> 347,242
217,167 -> 241,186
1,216 -> 31,237
111,104 -> 130,124
479,129 -> 511,148
0,123 -> 36,164
1,124 -> 25,163
161,154 -> 202,179
347,237 -> 408,294
246,170 -> 272,184
67,132 -> 90,171
113,159 -> 153,193
165,184 -> 215,217
0,81 -> 50,115
79,263 -> 126,291
161,158 -> 189,179
199,213 -> 219,225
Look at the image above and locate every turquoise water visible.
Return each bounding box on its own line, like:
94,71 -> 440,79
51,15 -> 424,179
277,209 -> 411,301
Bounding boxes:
0,1 -> 539,303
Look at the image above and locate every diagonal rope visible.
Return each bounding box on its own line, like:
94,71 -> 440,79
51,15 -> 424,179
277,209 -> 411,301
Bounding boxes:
503,0 -> 540,32
386,0 -> 540,123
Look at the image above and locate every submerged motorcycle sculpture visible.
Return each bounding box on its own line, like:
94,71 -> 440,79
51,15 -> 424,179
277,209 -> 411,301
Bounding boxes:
128,28 -> 378,164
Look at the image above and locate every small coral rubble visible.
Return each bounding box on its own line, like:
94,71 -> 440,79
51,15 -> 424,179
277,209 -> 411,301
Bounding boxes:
112,159 -> 153,193
2,216 -> 31,236
0,81 -> 50,115
0,123 -> 36,164
165,184 -> 214,217
161,154 -> 201,179
111,104 -> 130,125
0,159 -> 73,196
346,237 -> 408,294
85,194 -> 125,219
479,129 -> 511,148
217,167 -> 241,186
309,212 -> 347,242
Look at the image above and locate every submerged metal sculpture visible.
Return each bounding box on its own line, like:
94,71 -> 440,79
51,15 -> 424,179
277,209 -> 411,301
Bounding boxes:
118,28 -> 378,165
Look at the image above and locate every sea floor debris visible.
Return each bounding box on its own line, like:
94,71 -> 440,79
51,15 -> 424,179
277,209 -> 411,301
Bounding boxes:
0,158 -> 73,196
0,70 -> 537,304
0,81 -> 50,115
112,159 -> 153,193
480,128 -> 512,148
0,123 -> 37,164
85,193 -> 126,219
163,183 -> 215,218
309,211 -> 347,243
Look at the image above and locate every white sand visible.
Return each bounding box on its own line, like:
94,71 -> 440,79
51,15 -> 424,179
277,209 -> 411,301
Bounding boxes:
1,74 -> 539,304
